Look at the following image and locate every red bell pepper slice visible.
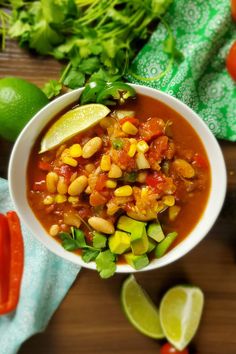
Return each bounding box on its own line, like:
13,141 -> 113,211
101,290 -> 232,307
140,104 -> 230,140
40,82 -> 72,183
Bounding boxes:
0,211 -> 24,315
232,0 -> 236,21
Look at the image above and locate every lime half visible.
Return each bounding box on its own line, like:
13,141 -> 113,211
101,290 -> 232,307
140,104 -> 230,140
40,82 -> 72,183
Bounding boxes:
121,275 -> 164,339
40,103 -> 110,153
160,285 -> 204,351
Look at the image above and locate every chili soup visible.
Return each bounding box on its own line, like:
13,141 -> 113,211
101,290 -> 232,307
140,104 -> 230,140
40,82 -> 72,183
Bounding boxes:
26,93 -> 211,274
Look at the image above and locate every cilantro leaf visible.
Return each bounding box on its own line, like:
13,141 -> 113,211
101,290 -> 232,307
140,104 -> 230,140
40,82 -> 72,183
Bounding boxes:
7,0 -> 174,89
29,19 -> 63,55
74,228 -> 87,248
59,232 -> 79,251
62,68 -> 85,89
43,80 -> 62,99
96,250 -> 117,279
82,248 -> 100,263
79,57 -> 100,75
92,232 -> 107,249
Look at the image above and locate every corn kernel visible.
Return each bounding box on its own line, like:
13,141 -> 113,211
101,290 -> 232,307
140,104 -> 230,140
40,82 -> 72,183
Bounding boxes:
163,195 -> 175,206
85,163 -> 95,173
54,194 -> 67,204
128,143 -> 137,157
100,155 -> 111,171
62,156 -> 78,167
106,180 -> 117,189
114,185 -> 133,197
69,144 -> 82,158
137,171 -> 147,183
68,196 -> 79,204
108,164 -> 122,178
43,195 -> 54,205
129,138 -> 137,144
61,148 -> 70,158
136,140 -> 149,153
85,185 -> 92,194
141,187 -> 149,198
121,121 -> 138,135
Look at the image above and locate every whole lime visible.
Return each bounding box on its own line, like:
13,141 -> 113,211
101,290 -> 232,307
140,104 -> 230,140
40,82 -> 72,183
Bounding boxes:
0,77 -> 49,141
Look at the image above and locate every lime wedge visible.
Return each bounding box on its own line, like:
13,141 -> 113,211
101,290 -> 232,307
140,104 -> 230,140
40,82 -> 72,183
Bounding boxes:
40,103 -> 110,153
160,285 -> 204,351
121,275 -> 164,339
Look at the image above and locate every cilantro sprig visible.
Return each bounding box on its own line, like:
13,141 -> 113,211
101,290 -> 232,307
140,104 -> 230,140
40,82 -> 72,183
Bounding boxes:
59,227 -> 117,279
1,0 -> 176,99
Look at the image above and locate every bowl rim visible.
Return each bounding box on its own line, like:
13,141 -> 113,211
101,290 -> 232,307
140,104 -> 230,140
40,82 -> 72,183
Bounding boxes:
8,84 -> 227,273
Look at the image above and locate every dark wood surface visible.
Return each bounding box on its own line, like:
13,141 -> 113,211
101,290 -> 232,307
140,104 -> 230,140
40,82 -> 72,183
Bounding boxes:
1,41 -> 236,354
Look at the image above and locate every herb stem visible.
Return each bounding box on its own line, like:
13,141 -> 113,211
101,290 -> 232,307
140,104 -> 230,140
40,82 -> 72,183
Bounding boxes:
59,62 -> 72,84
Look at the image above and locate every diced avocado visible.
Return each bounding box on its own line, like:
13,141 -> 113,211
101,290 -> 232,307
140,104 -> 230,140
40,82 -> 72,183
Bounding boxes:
93,232 -> 107,249
155,232 -> 178,258
108,230 -> 131,255
147,238 -> 156,253
117,215 -> 146,235
147,222 -> 165,242
124,252 -> 149,270
131,225 -> 149,255
117,215 -> 148,255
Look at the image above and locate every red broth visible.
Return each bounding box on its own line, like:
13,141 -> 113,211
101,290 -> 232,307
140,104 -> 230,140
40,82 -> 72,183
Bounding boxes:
27,93 -> 211,261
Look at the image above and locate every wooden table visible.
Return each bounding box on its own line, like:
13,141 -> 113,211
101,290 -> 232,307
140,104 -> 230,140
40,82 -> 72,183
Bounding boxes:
1,41 -> 236,354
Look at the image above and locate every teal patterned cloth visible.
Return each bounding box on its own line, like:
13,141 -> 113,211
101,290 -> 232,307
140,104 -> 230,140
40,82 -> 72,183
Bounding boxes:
0,178 -> 80,354
127,0 -> 236,141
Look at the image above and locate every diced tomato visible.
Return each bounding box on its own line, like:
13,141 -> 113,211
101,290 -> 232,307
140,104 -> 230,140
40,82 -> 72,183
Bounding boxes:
89,191 -> 108,206
146,172 -> 165,188
32,180 -> 46,192
119,117 -> 140,126
226,41 -> 236,81
160,342 -> 189,354
95,174 -> 108,192
232,0 -> 236,21
193,153 -> 208,169
57,165 -> 73,184
139,117 -> 165,141
38,160 -> 51,171
119,150 -> 133,169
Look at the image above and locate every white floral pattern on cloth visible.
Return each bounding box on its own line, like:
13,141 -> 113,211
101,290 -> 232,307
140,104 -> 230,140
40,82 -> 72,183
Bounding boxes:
127,0 -> 236,141
0,178 -> 80,354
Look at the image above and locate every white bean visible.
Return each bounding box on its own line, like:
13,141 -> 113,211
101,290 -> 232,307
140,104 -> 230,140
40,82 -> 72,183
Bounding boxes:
88,217 -> 115,234
82,137 -> 102,159
49,224 -> 59,236
46,172 -> 59,193
68,175 -> 88,196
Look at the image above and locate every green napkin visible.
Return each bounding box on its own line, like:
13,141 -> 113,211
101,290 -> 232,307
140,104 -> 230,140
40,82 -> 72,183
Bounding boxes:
127,0 -> 236,141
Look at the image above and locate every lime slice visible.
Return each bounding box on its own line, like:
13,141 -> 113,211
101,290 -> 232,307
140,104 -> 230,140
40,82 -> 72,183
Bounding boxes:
160,285 -> 204,351
121,275 -> 164,339
40,103 -> 110,153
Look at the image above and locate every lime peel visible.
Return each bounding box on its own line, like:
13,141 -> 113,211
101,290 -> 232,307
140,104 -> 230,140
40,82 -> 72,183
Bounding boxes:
121,275 -> 164,339
40,103 -> 110,153
160,285 -> 204,351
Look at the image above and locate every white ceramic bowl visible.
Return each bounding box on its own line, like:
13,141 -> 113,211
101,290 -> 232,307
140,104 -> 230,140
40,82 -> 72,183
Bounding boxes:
8,85 -> 227,272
